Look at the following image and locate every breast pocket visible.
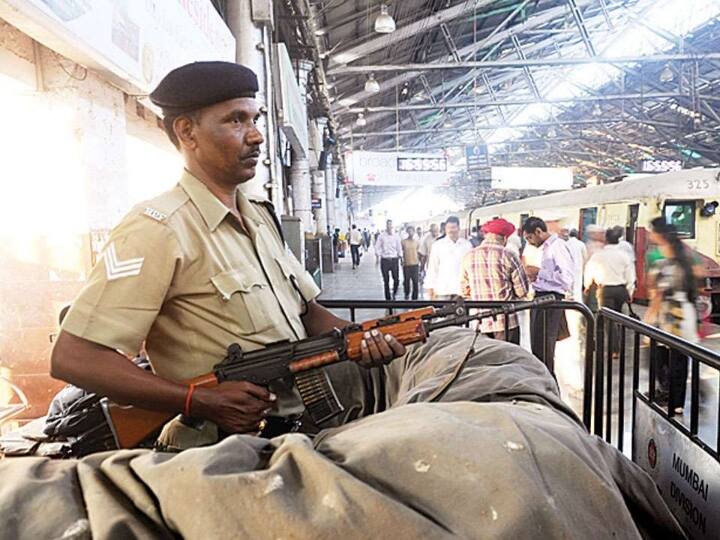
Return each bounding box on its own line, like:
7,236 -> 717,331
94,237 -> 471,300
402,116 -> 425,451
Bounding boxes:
274,257 -> 305,314
210,268 -> 276,334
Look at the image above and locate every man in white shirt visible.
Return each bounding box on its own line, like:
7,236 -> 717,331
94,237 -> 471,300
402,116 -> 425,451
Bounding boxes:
566,229 -> 588,301
375,219 -> 403,300
349,224 -> 363,269
613,226 -> 636,264
584,227 -> 636,358
425,216 -> 472,299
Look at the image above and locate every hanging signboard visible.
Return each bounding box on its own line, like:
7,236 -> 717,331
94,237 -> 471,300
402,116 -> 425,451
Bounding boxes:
465,143 -> 489,171
0,0 -> 235,93
344,151 -> 451,186
274,43 -> 309,158
639,159 -> 683,173
491,167 -> 573,190
633,398 -> 720,539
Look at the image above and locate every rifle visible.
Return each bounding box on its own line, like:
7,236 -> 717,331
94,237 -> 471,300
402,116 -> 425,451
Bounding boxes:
101,296 -> 554,449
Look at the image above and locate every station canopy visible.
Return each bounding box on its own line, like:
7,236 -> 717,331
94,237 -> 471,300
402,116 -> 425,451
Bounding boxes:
272,0 -> 720,211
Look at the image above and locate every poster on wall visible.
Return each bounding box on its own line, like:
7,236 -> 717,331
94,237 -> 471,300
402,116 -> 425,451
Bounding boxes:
344,151 -> 451,186
0,0 -> 235,92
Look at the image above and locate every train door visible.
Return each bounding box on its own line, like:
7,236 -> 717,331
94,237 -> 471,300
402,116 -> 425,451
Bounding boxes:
627,204 -> 641,302
578,207 -> 598,241
626,204 -> 639,245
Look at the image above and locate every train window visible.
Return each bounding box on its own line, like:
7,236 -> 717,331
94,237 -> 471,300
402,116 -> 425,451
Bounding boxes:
663,200 -> 696,239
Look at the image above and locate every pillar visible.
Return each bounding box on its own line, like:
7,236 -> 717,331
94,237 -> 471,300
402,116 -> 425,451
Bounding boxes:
311,170 -> 327,234
290,58 -> 314,232
226,0 -> 279,206
325,163 -> 337,231
291,149 -> 313,233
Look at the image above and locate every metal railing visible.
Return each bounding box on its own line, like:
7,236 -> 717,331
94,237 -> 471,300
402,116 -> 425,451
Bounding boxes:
595,307 -> 720,460
318,298 -> 596,429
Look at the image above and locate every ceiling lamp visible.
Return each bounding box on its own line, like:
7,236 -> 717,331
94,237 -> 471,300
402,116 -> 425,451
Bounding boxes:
355,113 -> 367,127
592,103 -> 603,117
659,64 -> 674,83
374,4 -> 396,34
547,127 -> 557,138
364,73 -> 380,93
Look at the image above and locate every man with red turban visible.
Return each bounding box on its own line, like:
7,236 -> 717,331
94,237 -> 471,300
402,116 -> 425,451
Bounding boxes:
460,217 -> 530,344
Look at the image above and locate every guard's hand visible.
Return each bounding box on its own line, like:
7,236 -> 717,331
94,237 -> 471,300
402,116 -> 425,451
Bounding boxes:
358,329 -> 406,368
192,381 -> 276,434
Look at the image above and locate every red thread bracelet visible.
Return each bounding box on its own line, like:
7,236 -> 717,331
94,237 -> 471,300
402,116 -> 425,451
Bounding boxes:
184,384 -> 196,416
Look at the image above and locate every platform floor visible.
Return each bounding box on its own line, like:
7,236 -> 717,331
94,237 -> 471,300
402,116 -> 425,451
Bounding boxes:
319,246 -> 720,455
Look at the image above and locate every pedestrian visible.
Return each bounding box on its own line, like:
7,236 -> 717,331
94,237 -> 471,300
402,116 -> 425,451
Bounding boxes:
401,226 -> 420,300
418,223 -> 440,275
469,226 -> 482,248
437,221 -> 447,240
425,216 -> 472,300
613,225 -> 636,263
584,227 -> 636,358
583,224 -> 605,312
643,217 -> 702,414
349,224 -> 363,269
565,229 -> 587,302
375,219 -> 403,300
363,228 -> 371,250
415,226 -> 423,240
332,228 -> 340,263
460,218 -> 529,344
522,217 -> 575,371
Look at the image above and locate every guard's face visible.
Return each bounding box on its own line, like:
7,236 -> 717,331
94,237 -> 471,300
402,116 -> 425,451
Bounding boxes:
191,98 -> 264,184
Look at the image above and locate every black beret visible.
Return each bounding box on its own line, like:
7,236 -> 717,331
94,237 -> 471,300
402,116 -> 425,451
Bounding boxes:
149,61 -> 259,115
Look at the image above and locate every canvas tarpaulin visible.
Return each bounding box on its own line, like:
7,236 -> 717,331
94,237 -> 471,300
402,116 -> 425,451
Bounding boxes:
0,328 -> 684,539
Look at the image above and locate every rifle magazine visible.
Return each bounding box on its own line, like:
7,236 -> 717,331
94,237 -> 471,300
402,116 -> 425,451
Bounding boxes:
294,369 -> 344,425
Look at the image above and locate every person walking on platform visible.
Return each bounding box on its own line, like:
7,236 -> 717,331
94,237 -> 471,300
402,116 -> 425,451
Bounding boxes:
522,217 -> 574,371
614,225 -> 636,264
584,227 -> 636,359
643,217 -> 702,415
425,216 -> 472,300
401,226 -> 420,300
460,218 -> 529,344
566,229 -> 587,302
375,219 -> 403,300
349,224 -> 363,269
418,223 -> 439,278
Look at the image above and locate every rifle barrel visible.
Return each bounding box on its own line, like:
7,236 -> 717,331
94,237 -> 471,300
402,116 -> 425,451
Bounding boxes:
424,296 -> 556,332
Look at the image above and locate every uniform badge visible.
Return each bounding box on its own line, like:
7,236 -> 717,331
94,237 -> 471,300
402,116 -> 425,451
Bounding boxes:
144,207 -> 167,221
104,242 -> 144,280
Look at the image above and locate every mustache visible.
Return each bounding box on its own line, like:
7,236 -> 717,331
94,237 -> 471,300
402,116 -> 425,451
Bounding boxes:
240,148 -> 261,160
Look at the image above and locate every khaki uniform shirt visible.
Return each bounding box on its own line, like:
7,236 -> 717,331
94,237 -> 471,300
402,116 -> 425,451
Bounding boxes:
63,171 -> 320,383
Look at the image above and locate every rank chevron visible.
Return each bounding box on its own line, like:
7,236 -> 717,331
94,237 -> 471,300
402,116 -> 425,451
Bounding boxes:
104,242 -> 144,281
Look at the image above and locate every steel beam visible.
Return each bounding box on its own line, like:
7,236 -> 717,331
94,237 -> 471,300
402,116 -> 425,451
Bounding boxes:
341,92 -> 686,114
341,118 -> 678,138
566,0 -> 597,56
328,53 -> 720,75
328,0 -> 496,68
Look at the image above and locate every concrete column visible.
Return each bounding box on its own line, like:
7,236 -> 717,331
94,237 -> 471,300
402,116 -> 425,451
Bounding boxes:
290,149 -> 313,232
311,170 -> 327,234
290,58 -> 314,233
324,163 -> 337,231
226,0 -> 277,203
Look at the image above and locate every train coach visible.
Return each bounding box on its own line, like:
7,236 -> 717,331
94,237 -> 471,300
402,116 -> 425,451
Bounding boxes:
418,168 -> 720,312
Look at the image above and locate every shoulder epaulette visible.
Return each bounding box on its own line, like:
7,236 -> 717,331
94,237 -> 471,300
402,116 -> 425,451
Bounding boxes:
138,186 -> 189,223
